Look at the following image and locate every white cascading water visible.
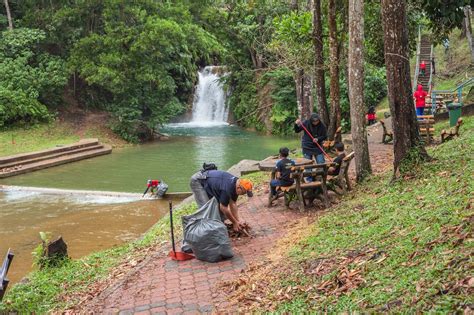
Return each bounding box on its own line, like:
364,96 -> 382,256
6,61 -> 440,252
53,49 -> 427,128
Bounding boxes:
190,66 -> 229,126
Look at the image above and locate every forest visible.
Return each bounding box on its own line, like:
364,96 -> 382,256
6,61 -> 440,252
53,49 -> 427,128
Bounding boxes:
1,0 -> 469,143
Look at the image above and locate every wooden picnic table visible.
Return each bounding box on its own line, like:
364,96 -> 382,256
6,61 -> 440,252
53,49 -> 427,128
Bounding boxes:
267,161 -> 333,210
258,157 -> 313,172
260,157 -> 336,210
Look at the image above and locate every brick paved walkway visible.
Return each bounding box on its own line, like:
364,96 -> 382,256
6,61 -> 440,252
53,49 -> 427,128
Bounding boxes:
84,194 -> 306,314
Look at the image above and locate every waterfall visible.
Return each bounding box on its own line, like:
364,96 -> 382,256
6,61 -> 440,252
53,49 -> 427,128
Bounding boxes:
191,66 -> 229,125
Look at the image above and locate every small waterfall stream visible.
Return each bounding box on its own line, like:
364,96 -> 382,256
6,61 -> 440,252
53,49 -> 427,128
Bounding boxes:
190,66 -> 229,125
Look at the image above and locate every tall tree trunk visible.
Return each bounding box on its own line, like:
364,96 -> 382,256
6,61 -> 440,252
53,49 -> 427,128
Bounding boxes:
381,0 -> 428,177
290,0 -> 299,11
349,0 -> 371,182
327,0 -> 341,141
4,0 -> 13,30
302,73 -> 312,119
460,17 -> 467,39
464,6 -> 474,63
295,69 -> 304,118
295,69 -> 312,120
312,0 -> 330,126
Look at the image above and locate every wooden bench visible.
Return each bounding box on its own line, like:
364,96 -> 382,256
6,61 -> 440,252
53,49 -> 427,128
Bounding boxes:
417,115 -> 435,145
441,118 -> 463,142
0,249 -> 14,301
380,120 -> 393,144
269,163 -> 330,211
327,152 -> 355,194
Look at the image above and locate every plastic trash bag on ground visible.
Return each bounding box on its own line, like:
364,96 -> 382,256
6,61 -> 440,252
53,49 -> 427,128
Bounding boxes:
182,197 -> 234,262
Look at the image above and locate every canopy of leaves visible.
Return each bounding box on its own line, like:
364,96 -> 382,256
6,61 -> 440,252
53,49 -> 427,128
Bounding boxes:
0,0 -> 468,139
0,28 -> 66,127
269,12 -> 314,73
67,2 -> 221,142
411,0 -> 471,41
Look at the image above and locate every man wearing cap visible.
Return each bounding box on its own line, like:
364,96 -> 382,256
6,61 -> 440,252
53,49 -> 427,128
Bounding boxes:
190,170 -> 253,232
294,113 -> 328,164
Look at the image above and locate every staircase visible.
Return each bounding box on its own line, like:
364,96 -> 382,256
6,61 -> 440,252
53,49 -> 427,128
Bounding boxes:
417,35 -> 432,93
412,30 -> 437,114
0,139 -> 112,178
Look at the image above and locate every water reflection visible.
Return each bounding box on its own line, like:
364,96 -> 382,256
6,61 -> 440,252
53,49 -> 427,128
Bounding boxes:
1,125 -> 299,192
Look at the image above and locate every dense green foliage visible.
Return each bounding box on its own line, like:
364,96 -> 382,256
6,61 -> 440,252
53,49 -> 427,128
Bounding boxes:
338,64 -> 387,129
412,0 -> 471,42
0,0 -> 469,138
0,28 -> 66,127
67,2 -> 220,141
1,1 -> 220,141
207,1 -> 390,133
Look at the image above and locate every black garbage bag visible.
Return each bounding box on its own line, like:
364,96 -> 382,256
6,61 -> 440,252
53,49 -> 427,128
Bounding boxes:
184,218 -> 233,263
182,197 -> 233,262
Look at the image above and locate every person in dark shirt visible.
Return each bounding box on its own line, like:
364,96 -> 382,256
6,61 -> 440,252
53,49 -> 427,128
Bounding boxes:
270,147 -> 296,197
294,113 -> 328,164
189,170 -> 253,232
328,143 -> 346,176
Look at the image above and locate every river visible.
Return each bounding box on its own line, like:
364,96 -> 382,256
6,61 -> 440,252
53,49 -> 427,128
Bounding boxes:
0,125 -> 299,283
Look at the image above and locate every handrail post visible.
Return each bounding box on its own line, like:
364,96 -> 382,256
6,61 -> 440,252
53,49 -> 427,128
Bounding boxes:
413,25 -> 422,92
428,44 -> 434,93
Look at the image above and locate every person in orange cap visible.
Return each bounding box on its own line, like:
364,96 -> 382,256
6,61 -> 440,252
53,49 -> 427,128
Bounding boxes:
190,169 -> 253,232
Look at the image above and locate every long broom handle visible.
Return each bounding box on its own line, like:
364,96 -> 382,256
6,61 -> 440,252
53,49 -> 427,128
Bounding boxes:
169,201 -> 176,253
299,122 -> 333,162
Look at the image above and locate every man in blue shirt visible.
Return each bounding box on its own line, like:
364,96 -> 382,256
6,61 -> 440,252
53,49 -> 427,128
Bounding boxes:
190,170 -> 253,232
270,147 -> 295,197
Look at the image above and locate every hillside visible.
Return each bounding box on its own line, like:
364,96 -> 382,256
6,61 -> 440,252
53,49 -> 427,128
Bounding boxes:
223,117 -> 473,312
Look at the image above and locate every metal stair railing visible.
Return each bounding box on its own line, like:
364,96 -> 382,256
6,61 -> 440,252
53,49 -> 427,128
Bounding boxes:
413,25 -> 422,92
431,77 -> 474,112
428,42 -> 435,113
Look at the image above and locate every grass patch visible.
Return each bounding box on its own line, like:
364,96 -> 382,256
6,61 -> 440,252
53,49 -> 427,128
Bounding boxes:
230,116 -> 473,312
376,96 -> 390,120
0,201 -> 198,313
0,122 -> 80,157
241,171 -> 269,187
0,117 -> 129,157
432,28 -> 473,92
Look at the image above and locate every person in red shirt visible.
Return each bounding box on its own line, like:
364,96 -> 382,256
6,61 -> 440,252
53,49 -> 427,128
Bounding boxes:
366,106 -> 376,125
143,179 -> 166,197
420,60 -> 426,76
413,84 -> 428,117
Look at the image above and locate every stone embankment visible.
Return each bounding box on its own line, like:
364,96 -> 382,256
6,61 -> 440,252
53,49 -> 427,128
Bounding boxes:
0,139 -> 112,178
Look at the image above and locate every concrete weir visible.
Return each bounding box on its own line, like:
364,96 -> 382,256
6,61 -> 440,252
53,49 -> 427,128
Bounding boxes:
0,139 -> 112,178
0,185 -> 192,200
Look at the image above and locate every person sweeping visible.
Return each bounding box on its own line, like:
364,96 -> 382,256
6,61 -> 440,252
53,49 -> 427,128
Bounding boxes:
294,113 -> 328,164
